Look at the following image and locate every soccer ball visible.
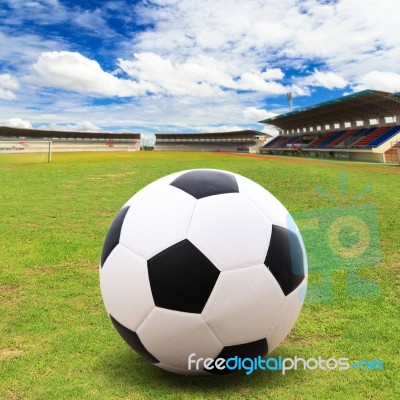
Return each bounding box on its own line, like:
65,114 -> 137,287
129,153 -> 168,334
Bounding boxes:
100,169 -> 307,375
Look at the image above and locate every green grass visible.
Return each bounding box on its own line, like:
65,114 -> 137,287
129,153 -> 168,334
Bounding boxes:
0,152 -> 399,400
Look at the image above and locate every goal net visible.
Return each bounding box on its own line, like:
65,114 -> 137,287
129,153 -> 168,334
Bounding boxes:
0,140 -> 52,163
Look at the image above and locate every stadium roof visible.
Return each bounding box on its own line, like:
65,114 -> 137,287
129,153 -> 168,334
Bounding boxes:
260,90 -> 400,131
155,130 -> 267,140
0,126 -> 141,140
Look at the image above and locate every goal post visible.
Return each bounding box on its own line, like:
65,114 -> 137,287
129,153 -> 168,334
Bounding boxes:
0,140 -> 53,163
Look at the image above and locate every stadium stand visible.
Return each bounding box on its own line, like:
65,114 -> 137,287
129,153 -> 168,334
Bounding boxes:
259,90 -> 400,163
1,89 -> 398,162
317,130 -> 347,147
0,126 -> 270,154
285,135 -> 301,146
336,128 -> 374,148
307,131 -> 338,148
360,125 -> 400,147
0,126 -> 141,152
154,131 -> 269,153
262,135 -> 282,148
352,126 -> 390,147
369,125 -> 400,147
262,135 -> 293,148
327,128 -> 361,148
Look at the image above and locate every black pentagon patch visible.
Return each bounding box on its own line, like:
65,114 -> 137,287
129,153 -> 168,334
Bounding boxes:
208,338 -> 268,375
101,206 -> 130,267
147,239 -> 220,313
170,170 -> 239,199
110,315 -> 159,363
264,224 -> 305,296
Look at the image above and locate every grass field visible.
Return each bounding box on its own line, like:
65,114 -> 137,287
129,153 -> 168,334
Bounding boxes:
0,151 -> 399,399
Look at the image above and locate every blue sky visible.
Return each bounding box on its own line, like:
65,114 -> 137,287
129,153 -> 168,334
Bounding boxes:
0,0 -> 399,134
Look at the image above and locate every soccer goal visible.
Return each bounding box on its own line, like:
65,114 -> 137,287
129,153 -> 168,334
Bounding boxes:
0,140 -> 52,163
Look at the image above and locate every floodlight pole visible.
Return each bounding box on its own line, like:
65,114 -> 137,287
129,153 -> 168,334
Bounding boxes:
287,92 -> 293,112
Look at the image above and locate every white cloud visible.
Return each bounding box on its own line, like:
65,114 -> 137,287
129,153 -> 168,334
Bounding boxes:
2,0 -> 68,24
243,107 -> 277,122
195,125 -> 245,133
0,30 -> 70,69
0,74 -> 20,100
119,53 -> 288,97
75,121 -> 102,132
0,74 -> 19,91
132,0 -> 399,93
38,121 -> 102,132
262,125 -> 279,136
118,52 -> 231,97
0,87 -> 267,133
236,71 -> 287,93
261,68 -> 285,81
288,84 -> 311,97
3,117 -> 32,129
0,88 -> 16,100
29,51 -> 155,97
298,69 -> 348,90
353,71 -> 400,93
1,0 -> 400,132
32,51 -> 286,99
1,0 -> 117,39
314,71 -> 347,89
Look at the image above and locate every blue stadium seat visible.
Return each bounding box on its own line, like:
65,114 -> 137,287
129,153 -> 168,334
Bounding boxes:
318,130 -> 347,147
368,125 -> 400,147
262,136 -> 281,148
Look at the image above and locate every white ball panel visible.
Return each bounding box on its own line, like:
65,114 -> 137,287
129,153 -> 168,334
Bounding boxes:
234,173 -> 295,229
123,171 -> 185,208
137,307 -> 223,369
267,278 -> 307,353
100,244 -> 155,331
188,194 -> 271,271
157,363 -> 210,376
202,265 -> 285,345
120,184 -> 196,259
